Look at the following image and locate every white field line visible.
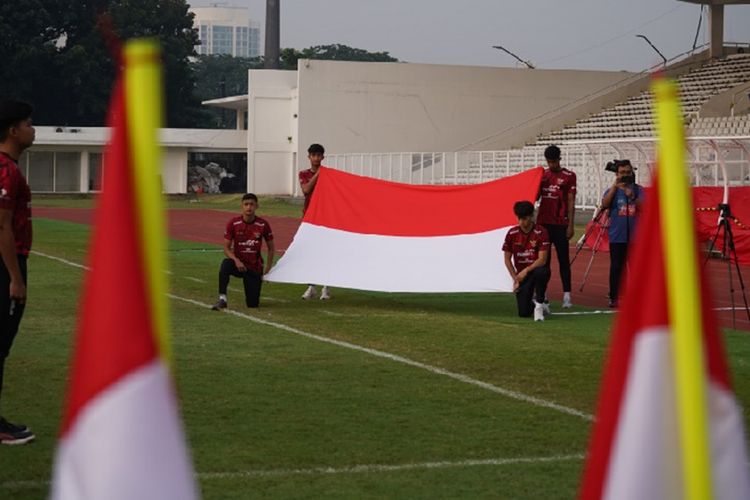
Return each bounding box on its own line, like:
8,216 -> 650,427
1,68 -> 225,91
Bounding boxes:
551,310 -> 615,316
185,276 -> 206,283
227,286 -> 288,303
173,294 -> 593,421
197,453 -> 586,480
33,250 -> 593,422
0,454 -> 585,490
320,309 -> 348,317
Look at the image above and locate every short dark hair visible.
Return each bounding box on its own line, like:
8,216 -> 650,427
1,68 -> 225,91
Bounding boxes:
544,145 -> 561,161
513,200 -> 535,218
242,193 -> 258,203
307,143 -> 325,155
0,99 -> 33,141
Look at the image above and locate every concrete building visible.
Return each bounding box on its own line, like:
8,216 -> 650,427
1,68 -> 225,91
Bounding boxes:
203,60 -> 639,196
191,4 -> 261,58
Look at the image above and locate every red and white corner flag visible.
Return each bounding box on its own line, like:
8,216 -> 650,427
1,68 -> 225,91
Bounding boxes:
266,167 -> 543,292
50,39 -> 198,499
579,77 -> 750,499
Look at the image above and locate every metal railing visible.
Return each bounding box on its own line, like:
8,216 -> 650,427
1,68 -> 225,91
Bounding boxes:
326,137 -> 750,210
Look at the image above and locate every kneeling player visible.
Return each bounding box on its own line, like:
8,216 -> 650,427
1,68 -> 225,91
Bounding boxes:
502,201 -> 552,321
212,193 -> 275,310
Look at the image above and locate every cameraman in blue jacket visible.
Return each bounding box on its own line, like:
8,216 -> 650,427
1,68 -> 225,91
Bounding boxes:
601,160 -> 643,308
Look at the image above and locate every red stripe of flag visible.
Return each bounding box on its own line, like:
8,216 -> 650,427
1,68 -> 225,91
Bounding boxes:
60,79 -> 157,435
304,166 -> 543,236
579,177 -> 735,499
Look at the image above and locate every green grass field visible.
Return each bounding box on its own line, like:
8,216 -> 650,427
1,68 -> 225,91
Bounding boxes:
1,216 -> 748,499
34,193 -> 305,218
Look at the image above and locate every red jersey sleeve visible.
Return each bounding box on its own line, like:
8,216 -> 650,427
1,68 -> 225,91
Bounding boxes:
224,219 -> 235,241
501,231 -> 513,252
263,220 -> 274,242
567,171 -> 577,196
0,161 -> 18,210
538,226 -> 551,251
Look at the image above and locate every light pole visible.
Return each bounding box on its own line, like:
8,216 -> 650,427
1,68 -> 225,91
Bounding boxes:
635,34 -> 667,66
492,45 -> 535,69
264,0 -> 280,69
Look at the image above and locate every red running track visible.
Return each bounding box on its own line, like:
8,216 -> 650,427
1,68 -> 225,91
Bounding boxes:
35,207 -> 749,331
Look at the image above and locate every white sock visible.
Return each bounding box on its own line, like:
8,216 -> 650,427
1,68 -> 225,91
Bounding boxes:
219,294 -> 227,302
563,292 -> 571,301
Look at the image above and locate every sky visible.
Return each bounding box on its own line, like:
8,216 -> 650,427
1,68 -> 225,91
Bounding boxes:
194,0 -> 750,72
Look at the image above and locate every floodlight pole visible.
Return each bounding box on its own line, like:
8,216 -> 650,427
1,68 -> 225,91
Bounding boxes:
636,34 -> 667,66
264,0 -> 280,69
492,45 -> 535,69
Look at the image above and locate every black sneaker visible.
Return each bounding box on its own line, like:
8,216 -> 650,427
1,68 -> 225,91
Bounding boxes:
0,417 -> 35,445
211,299 -> 227,311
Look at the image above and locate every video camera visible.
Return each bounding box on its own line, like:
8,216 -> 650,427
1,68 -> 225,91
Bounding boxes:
605,159 -> 636,185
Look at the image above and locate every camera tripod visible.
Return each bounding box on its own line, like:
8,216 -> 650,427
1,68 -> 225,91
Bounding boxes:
704,203 -> 750,329
571,208 -> 610,292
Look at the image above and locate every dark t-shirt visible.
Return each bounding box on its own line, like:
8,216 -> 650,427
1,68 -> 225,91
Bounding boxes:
224,215 -> 274,273
537,168 -> 577,226
0,153 -> 32,255
502,224 -> 550,272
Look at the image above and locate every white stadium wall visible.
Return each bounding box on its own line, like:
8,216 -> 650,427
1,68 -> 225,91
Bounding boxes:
294,60 -> 637,161
246,70 -> 298,195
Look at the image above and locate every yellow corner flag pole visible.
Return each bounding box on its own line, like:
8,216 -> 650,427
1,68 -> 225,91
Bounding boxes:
652,77 -> 713,500
123,39 -> 172,365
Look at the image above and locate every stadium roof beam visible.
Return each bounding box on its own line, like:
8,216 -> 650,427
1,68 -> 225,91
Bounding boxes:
678,0 -> 750,59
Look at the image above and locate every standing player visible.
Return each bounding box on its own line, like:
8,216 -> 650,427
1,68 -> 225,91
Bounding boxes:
503,201 -> 551,321
0,100 -> 35,444
601,160 -> 643,308
537,144 -> 576,308
211,193 -> 275,310
298,143 -> 331,300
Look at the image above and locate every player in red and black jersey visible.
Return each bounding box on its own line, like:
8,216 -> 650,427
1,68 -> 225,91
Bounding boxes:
537,144 -> 576,308
502,201 -> 551,321
298,143 -> 331,300
211,193 -> 275,310
0,100 -> 35,445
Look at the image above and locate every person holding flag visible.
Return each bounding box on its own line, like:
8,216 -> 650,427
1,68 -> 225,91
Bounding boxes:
502,201 -> 552,321
299,143 -> 332,300
537,144 -> 576,308
211,193 -> 275,310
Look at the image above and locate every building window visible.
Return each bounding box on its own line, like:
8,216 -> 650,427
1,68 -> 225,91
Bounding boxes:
89,152 -> 103,191
55,152 -> 81,191
28,151 -> 54,191
212,26 -> 233,56
26,151 -> 81,192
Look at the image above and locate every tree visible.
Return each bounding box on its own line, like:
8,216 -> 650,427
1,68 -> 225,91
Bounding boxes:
0,0 -> 206,127
280,44 -> 398,70
190,55 -> 263,129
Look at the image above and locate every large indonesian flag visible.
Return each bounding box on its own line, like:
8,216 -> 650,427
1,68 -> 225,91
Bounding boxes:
266,167 -> 543,292
579,77 -> 750,499
50,40 -> 198,499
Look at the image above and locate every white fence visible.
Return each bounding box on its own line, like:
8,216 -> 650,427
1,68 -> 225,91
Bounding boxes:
326,137 -> 750,210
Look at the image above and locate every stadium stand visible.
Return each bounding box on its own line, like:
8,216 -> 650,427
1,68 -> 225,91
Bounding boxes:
536,53 -> 750,143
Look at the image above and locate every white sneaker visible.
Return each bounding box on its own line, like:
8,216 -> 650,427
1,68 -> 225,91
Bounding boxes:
302,285 -> 317,300
320,286 -> 331,300
541,302 -> 551,316
533,302 -> 545,322
562,292 -> 573,309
